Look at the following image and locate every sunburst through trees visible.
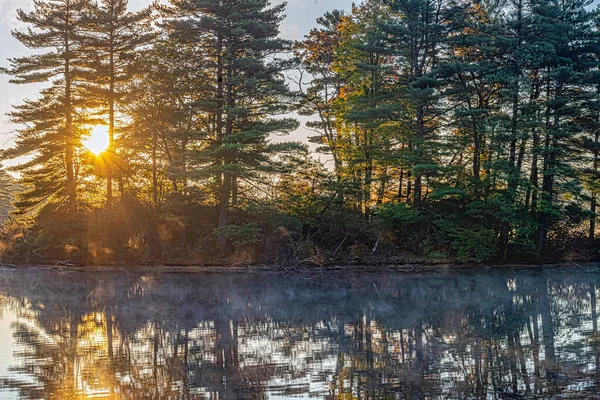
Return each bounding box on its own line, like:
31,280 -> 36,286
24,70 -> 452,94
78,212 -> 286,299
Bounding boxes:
2,0 -> 600,265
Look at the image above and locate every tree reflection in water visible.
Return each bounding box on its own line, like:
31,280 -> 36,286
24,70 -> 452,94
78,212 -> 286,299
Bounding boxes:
0,268 -> 599,399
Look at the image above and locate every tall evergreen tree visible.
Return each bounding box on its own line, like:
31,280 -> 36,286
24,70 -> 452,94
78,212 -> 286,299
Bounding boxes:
529,0 -> 600,256
125,36 -> 208,207
382,0 -> 447,208
441,1 -> 502,199
84,0 -> 154,207
1,0 -> 93,217
333,2 -> 393,219
166,0 -> 301,248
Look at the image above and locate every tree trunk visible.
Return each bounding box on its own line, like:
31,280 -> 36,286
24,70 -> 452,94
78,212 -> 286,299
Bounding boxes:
536,76 -> 559,259
376,169 -> 387,206
231,176 -> 238,207
590,88 -> 600,240
217,44 -> 234,251
64,37 -> 77,215
590,131 -> 598,240
152,138 -> 158,207
107,24 -> 115,209
473,120 -> 482,200
398,169 -> 404,202
526,126 -> 540,211
413,106 -> 424,208
364,142 -> 373,220
406,169 -> 412,202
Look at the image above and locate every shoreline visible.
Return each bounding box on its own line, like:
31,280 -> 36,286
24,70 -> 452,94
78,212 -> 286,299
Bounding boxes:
0,261 -> 596,274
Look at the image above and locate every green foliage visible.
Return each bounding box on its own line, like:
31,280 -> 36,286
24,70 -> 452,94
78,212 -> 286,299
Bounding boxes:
3,0 -> 600,266
451,228 -> 498,263
374,203 -> 425,226
374,203 -> 433,255
245,204 -> 303,239
213,224 -> 262,248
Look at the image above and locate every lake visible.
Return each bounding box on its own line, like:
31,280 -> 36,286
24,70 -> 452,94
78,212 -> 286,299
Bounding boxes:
0,266 -> 598,399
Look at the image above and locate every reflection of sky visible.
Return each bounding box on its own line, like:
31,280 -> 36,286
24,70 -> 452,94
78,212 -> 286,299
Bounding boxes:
2,271 -> 600,398
0,0 -> 355,158
0,306 -> 18,400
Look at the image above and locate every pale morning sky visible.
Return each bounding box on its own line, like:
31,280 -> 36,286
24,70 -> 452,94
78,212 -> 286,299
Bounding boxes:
0,0 -> 355,160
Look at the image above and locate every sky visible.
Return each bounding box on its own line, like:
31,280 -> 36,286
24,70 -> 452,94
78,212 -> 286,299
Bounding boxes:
0,0 -> 355,158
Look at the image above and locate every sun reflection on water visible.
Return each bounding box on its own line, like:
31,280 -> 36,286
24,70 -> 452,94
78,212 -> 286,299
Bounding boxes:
0,271 -> 599,399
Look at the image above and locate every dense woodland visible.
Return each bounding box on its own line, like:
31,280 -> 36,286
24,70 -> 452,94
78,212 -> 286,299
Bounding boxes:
2,0 -> 600,265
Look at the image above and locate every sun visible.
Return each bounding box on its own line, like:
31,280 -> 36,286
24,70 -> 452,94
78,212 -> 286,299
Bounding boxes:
84,125 -> 110,155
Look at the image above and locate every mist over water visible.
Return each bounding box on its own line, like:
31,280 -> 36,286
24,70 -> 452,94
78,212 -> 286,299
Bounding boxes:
0,267 -> 598,399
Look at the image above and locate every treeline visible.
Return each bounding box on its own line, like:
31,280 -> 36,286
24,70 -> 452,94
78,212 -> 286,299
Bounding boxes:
2,0 -> 600,265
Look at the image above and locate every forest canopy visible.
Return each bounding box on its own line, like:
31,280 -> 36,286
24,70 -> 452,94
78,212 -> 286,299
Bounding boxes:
1,0 -> 600,266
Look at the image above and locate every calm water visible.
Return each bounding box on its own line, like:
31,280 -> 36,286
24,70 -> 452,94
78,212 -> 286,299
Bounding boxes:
0,268 -> 599,399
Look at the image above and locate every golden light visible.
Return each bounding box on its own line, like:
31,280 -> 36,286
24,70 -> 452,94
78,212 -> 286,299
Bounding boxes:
84,125 -> 110,155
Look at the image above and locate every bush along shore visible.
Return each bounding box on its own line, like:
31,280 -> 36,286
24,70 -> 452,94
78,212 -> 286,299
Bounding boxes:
2,0 -> 600,267
0,201 -> 599,267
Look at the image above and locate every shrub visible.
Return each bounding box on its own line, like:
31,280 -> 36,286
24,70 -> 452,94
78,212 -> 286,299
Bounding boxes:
452,228 -> 498,263
213,223 -> 262,248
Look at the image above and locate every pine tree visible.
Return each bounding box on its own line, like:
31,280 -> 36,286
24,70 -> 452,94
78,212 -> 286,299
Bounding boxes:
125,36 -> 208,207
577,80 -> 600,240
381,0 -> 447,208
84,0 -> 154,207
166,0 -> 301,249
332,2 -> 394,219
494,0 -> 544,259
1,0 -> 94,217
440,1 -> 503,200
529,0 -> 600,256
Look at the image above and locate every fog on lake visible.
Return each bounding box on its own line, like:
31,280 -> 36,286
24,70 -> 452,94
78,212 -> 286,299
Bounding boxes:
0,267 -> 598,399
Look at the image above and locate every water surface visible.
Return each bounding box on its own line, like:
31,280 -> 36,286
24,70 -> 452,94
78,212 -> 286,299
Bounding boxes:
0,267 -> 599,399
